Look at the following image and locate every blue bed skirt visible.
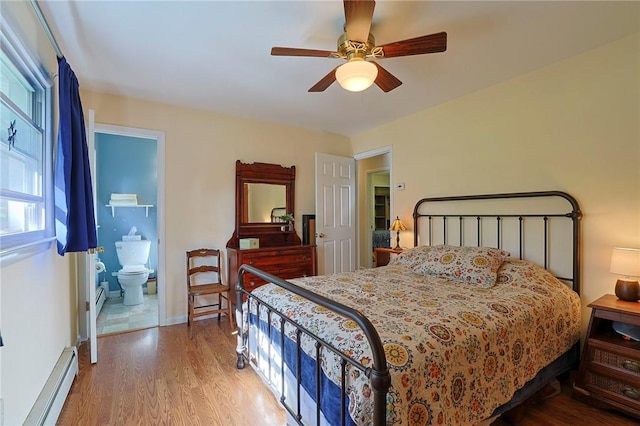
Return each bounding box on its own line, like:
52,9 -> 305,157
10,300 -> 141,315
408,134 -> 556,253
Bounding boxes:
249,312 -> 579,425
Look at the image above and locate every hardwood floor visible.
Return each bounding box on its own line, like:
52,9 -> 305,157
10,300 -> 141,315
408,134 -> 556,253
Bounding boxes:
58,319 -> 285,425
492,373 -> 638,426
59,319 -> 638,425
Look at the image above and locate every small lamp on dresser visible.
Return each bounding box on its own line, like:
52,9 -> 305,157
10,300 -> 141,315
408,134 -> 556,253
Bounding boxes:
389,216 -> 407,250
610,247 -> 640,301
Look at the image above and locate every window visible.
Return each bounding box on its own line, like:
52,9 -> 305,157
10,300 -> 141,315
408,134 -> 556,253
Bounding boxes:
0,18 -> 54,265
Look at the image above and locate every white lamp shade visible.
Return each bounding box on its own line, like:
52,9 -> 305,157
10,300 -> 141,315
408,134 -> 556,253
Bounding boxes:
610,247 -> 640,277
335,59 -> 378,92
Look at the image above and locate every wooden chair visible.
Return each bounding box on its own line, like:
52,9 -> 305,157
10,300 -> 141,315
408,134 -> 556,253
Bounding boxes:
186,248 -> 233,338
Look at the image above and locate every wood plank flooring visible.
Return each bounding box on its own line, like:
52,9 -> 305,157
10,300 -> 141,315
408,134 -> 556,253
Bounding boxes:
58,319 -> 285,425
58,319 -> 638,425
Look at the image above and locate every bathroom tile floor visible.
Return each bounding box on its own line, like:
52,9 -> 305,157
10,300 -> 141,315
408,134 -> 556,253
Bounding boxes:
97,293 -> 158,336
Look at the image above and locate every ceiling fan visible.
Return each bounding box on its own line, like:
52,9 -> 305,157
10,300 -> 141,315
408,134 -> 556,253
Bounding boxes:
271,0 -> 447,93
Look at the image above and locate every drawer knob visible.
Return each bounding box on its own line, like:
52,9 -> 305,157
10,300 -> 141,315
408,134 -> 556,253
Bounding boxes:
622,387 -> 640,401
622,360 -> 640,373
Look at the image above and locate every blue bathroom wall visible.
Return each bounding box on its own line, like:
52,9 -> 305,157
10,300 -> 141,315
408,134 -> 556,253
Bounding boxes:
95,133 -> 158,293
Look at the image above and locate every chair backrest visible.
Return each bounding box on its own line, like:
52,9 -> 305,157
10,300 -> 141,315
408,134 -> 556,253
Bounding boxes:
186,248 -> 222,288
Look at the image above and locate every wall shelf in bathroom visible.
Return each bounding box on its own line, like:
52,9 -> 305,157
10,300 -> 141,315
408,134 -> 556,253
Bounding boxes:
106,204 -> 154,217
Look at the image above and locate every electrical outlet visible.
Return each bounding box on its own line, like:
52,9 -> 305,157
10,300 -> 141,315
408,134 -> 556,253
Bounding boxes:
396,182 -> 405,191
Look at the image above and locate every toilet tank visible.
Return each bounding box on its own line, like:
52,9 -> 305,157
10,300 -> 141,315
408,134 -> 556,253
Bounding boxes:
115,240 -> 151,266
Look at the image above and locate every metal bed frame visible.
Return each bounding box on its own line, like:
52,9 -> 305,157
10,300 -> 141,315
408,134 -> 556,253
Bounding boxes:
413,190 -> 582,294
235,190 -> 582,426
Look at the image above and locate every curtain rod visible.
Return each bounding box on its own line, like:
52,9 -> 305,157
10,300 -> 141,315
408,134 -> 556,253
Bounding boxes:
30,0 -> 64,59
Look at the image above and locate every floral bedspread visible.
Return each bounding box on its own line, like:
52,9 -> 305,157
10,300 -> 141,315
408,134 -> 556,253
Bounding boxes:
248,259 -> 581,425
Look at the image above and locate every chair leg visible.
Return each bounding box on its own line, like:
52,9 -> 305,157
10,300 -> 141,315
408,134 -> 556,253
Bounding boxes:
188,294 -> 193,339
228,297 -> 235,330
217,293 -> 222,322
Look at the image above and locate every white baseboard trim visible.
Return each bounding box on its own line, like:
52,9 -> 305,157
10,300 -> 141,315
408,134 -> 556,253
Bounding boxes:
165,315 -> 186,326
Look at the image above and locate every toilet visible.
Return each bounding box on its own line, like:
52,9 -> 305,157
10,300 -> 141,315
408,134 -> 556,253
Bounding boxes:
115,239 -> 151,306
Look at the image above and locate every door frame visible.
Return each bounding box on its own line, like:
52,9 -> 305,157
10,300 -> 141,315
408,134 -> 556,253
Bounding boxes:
366,169 -> 391,268
354,146 -> 393,269
92,122 -> 167,327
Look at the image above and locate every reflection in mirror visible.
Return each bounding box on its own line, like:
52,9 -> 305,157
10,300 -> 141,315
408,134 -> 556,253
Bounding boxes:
245,183 -> 286,223
270,207 -> 287,222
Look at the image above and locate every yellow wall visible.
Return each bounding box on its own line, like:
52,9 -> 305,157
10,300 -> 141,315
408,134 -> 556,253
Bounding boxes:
79,91 -> 352,322
351,33 -> 640,336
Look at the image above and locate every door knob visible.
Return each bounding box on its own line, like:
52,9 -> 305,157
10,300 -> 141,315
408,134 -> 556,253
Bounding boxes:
316,232 -> 326,238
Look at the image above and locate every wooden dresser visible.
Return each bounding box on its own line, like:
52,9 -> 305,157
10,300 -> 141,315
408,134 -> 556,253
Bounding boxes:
227,245 -> 316,306
226,160 -> 317,310
574,294 -> 640,419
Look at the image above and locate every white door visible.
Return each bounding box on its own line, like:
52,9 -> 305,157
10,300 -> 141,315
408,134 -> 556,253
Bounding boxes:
315,153 -> 356,275
78,109 -> 98,363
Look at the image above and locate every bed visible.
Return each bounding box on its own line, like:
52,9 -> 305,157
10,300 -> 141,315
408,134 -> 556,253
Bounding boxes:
234,191 -> 583,425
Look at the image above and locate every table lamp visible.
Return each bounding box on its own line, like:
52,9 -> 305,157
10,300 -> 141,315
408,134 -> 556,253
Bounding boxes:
610,247 -> 640,302
389,216 -> 407,250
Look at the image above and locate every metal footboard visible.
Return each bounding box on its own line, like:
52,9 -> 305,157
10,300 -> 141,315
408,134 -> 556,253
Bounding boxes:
235,264 -> 391,426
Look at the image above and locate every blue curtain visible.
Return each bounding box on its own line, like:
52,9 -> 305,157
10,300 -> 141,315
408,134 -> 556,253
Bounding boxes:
54,57 -> 97,255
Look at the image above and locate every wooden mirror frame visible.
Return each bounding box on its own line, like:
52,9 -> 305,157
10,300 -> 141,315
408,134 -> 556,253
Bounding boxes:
226,160 -> 301,248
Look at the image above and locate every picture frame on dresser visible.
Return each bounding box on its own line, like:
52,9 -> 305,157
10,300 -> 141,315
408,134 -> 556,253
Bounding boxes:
302,214 -> 316,246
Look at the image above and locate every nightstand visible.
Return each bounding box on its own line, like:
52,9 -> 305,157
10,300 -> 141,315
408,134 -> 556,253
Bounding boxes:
374,247 -> 404,267
574,294 -> 640,419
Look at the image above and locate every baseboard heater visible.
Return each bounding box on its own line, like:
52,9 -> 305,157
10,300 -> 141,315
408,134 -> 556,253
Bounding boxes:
24,346 -> 78,425
96,283 -> 106,316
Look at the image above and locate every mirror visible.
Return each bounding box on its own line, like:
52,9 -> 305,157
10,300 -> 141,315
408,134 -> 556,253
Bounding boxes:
244,183 -> 286,223
227,160 -> 301,248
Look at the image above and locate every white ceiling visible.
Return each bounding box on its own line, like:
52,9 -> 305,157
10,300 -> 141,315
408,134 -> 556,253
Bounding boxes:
39,1 -> 640,137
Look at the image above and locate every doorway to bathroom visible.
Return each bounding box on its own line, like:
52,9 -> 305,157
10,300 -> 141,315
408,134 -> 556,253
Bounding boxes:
92,123 -> 166,336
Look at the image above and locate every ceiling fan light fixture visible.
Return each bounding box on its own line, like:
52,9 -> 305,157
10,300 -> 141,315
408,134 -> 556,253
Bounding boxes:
335,59 -> 378,92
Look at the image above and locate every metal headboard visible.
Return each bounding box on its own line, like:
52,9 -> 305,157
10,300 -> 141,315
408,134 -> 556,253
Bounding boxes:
413,191 -> 582,294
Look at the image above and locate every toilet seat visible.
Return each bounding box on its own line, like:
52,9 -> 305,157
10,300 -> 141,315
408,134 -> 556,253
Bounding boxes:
119,264 -> 148,275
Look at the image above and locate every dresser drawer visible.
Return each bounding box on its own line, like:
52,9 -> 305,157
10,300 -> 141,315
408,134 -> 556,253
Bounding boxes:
242,248 -> 313,267
228,245 -> 317,302
243,264 -> 313,288
591,346 -> 640,377
583,370 -> 640,411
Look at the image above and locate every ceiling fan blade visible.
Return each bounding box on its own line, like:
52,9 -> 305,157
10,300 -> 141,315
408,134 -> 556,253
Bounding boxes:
271,47 -> 335,58
308,67 -> 339,92
373,62 -> 402,92
378,31 -> 447,58
344,0 -> 375,42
